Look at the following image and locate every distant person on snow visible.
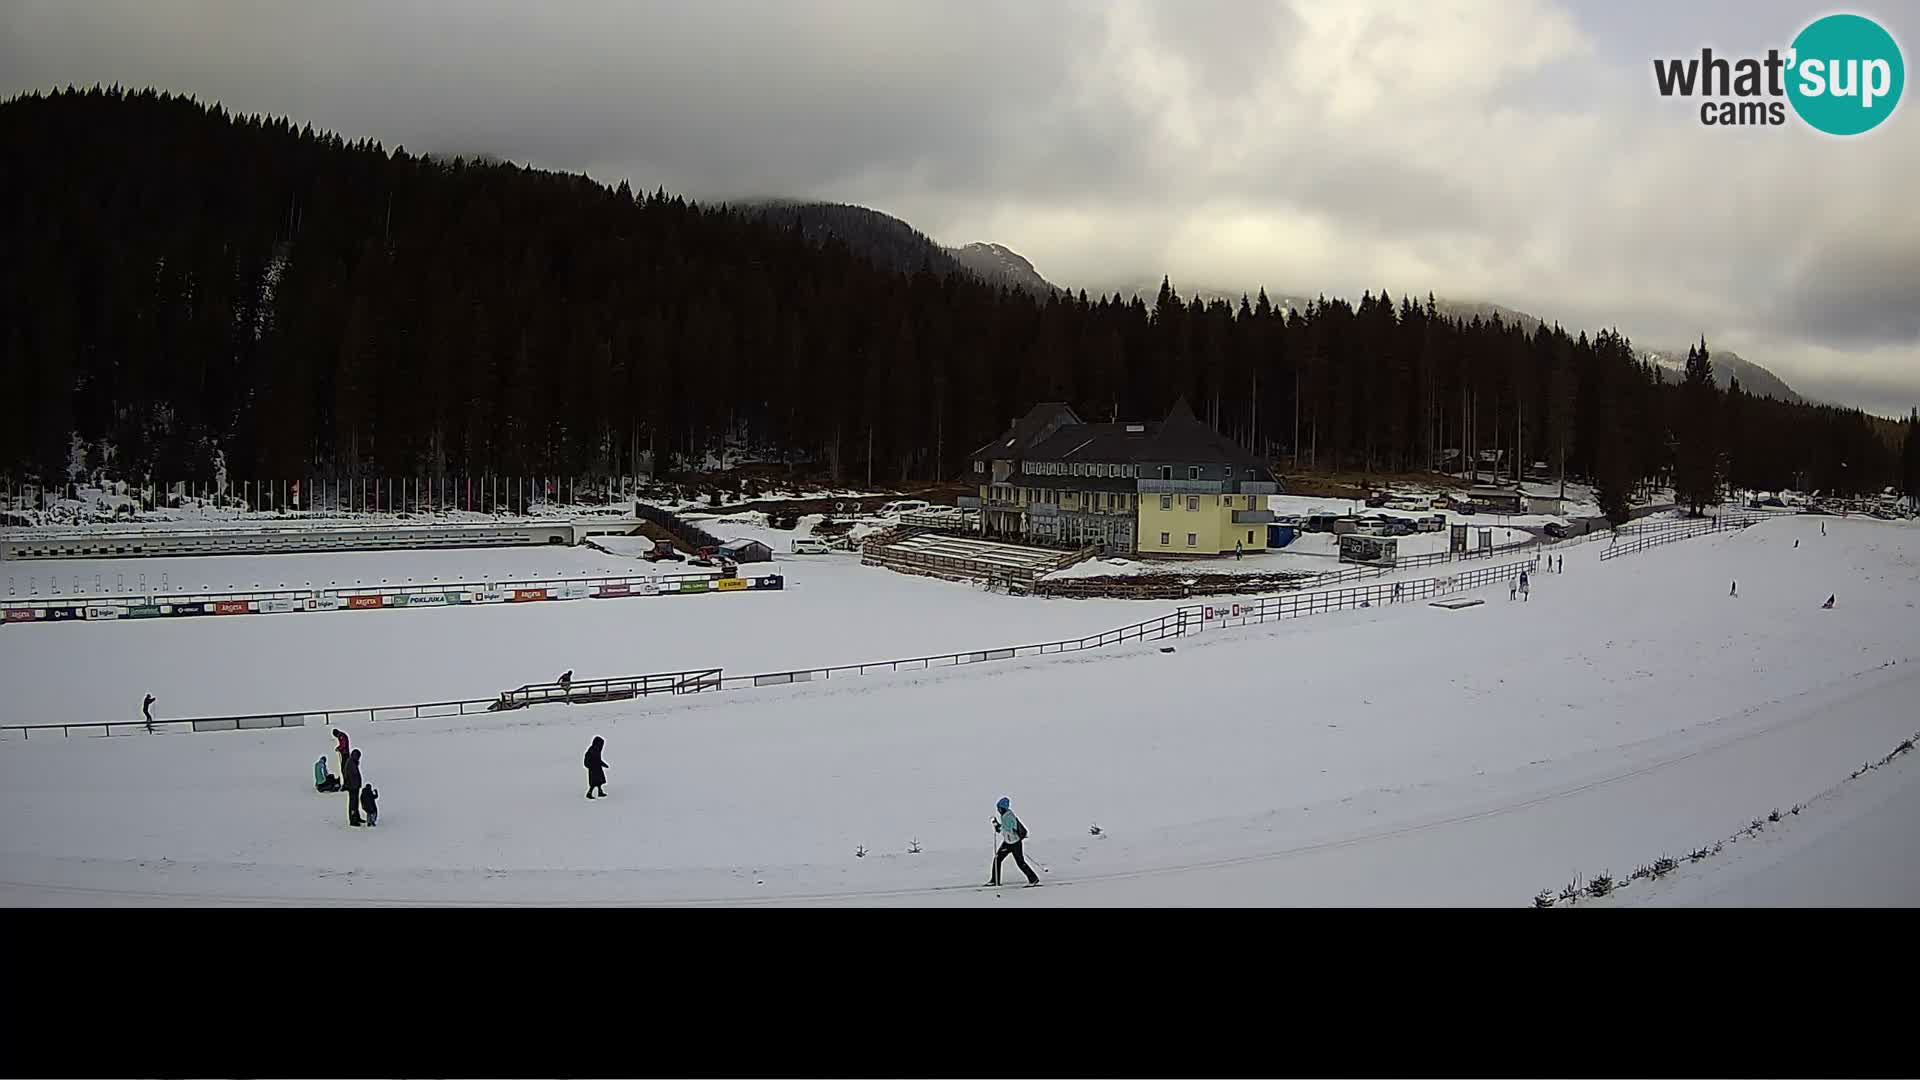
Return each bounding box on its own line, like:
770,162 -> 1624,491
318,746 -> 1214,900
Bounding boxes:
558,670 -> 574,696
1822,594 -> 1835,610
1795,539 -> 1800,548
1822,522 -> 1827,536
142,693 -> 156,733
1519,570 -> 1530,601
344,748 -> 365,827
360,784 -> 379,827
990,797 -> 1040,887
1510,580 -> 1518,601
1730,581 -> 1738,598
314,755 -> 341,793
584,736 -> 609,799
333,728 -> 351,779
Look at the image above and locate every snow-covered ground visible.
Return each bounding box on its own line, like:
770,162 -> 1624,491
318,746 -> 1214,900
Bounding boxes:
2,513 -> 1915,905
0,539 -> 1148,723
1596,731 -> 1920,907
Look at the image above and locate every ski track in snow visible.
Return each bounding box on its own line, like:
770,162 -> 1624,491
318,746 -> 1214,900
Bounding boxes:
2,513 -> 1917,905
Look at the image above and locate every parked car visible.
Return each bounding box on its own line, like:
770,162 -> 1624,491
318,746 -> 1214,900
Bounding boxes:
1544,522 -> 1569,539
644,541 -> 685,562
879,500 -> 931,516
791,537 -> 830,555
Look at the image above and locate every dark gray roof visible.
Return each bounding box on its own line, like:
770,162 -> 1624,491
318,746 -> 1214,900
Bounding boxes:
1020,398 -> 1267,471
970,402 -> 1082,459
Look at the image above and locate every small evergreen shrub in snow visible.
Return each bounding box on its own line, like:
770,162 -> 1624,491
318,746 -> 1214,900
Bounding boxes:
1586,873 -> 1614,899
1559,877 -> 1582,904
1652,856 -> 1677,877
854,845 -> 867,859
1534,889 -> 1556,908
907,838 -> 921,854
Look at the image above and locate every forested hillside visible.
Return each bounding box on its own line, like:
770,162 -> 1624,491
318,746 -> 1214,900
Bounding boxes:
0,87 -> 1901,503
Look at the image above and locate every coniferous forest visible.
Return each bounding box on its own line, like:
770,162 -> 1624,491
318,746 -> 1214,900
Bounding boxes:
2,88 -> 1908,515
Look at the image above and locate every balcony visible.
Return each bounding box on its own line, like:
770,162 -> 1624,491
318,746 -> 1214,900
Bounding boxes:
1232,509 -> 1275,524
1137,478 -> 1225,494
1238,481 -> 1280,495
1027,503 -> 1060,518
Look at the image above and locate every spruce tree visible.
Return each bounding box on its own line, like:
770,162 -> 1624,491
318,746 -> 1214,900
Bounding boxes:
1675,337 -> 1720,515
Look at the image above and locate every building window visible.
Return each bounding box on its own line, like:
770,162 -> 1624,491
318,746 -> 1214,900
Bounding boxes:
1247,530 -> 1255,543
1160,532 -> 1170,545
1222,495 -> 1233,507
1187,533 -> 1197,547
1188,466 -> 1199,480
1160,495 -> 1172,511
1186,496 -> 1199,511
1160,466 -> 1171,481
973,460 -> 984,474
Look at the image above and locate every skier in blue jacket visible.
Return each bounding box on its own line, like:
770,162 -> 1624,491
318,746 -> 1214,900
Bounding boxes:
991,797 -> 1040,886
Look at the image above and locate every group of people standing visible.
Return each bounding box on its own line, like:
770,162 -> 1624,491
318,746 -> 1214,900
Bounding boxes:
316,728 -> 378,827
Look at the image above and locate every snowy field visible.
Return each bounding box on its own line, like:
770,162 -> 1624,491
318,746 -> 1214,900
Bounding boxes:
2,513 -> 1916,905
0,539 -> 1148,722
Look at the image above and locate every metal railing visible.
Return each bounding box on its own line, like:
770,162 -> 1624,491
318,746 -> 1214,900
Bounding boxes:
1598,513 -> 1762,561
3,565 -> 758,612
499,669 -> 723,708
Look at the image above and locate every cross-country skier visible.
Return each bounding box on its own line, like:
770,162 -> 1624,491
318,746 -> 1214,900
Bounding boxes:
142,694 -> 156,733
584,736 -> 609,799
343,748 -> 365,827
1730,581 -> 1738,597
990,797 -> 1040,887
1822,594 -> 1835,609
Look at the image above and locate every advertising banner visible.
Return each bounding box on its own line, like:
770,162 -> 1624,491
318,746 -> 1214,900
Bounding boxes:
48,606 -> 84,620
402,593 -> 448,607
84,606 -> 124,620
512,588 -> 548,602
715,577 -> 748,592
346,595 -> 384,610
637,579 -> 661,596
469,589 -> 508,604
595,583 -> 632,598
307,596 -> 344,612
678,580 -> 709,594
126,604 -> 166,619
3,608 -> 39,623
213,600 -> 252,615
555,584 -> 590,600
260,598 -> 302,613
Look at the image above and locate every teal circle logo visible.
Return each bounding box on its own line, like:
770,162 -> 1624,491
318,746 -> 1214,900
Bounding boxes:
1787,14 -> 1904,135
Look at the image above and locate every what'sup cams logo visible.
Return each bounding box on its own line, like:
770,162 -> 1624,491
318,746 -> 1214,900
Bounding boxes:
1655,13 -> 1903,134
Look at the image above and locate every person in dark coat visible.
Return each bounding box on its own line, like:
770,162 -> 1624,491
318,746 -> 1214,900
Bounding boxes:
142,694 -> 156,733
343,748 -> 365,826
360,783 -> 379,827
584,736 -> 609,799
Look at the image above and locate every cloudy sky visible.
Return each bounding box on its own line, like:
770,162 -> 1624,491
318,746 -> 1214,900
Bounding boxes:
5,0 -> 1917,416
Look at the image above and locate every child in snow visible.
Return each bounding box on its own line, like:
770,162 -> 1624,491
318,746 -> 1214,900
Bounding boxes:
361,784 -> 379,827
314,755 -> 342,793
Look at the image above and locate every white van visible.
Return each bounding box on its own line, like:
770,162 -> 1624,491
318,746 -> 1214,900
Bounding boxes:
879,500 -> 931,517
791,537 -> 830,555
